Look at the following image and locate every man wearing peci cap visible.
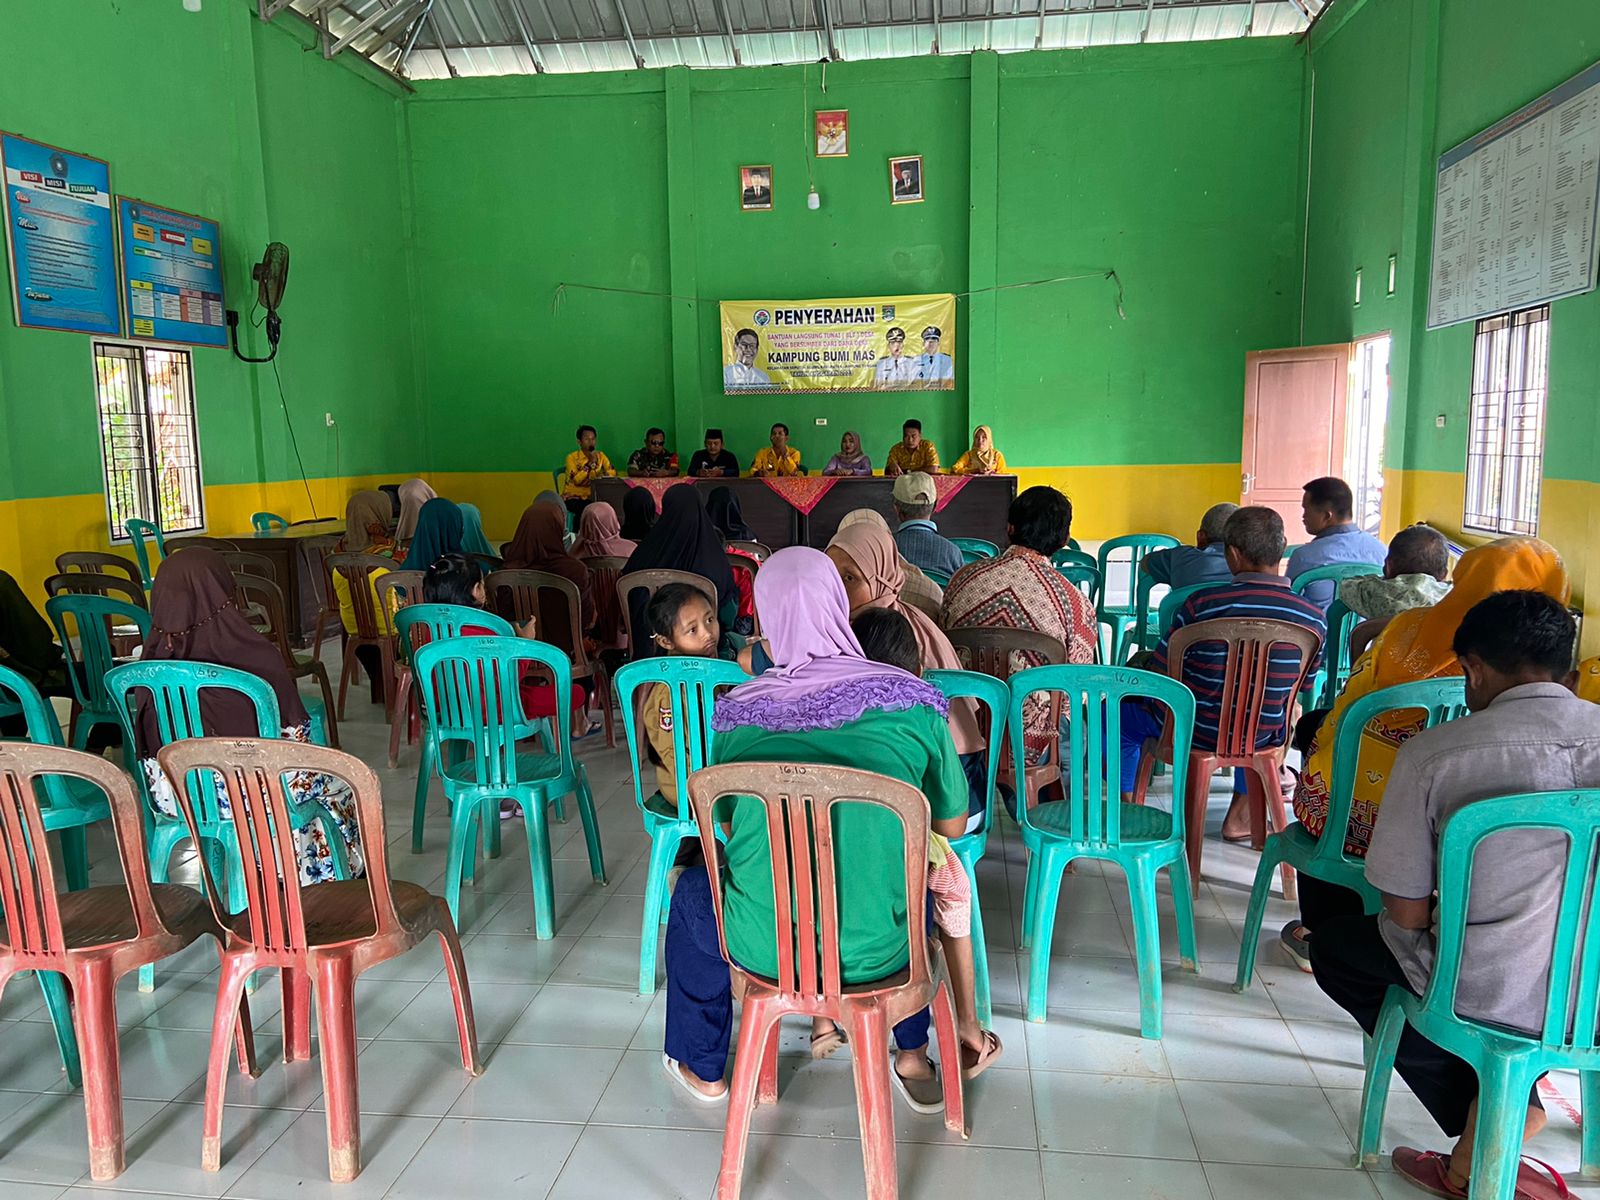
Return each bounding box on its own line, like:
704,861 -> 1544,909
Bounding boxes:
874,326 -> 917,387
892,471 -> 964,580
688,429 -> 740,478
914,326 -> 954,385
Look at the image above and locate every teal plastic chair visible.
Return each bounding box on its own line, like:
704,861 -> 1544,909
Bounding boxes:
926,667 -> 1008,1026
951,537 -> 999,564
1096,535 -> 1180,665
251,512 -> 289,533
1291,562 -> 1381,702
412,636 -> 606,937
0,662 -> 112,893
104,659 -> 353,990
1233,678 -> 1468,991
924,568 -> 953,589
1013,665 -> 1198,1038
1318,595 -> 1364,709
394,603 -> 518,854
1051,549 -> 1103,609
616,656 -> 748,994
124,518 -> 165,588
1356,790 -> 1600,1198
0,665 -> 103,1086
45,593 -> 152,750
1155,581 -> 1231,639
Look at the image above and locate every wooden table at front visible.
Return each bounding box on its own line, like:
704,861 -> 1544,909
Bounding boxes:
589,476 -> 1016,551
224,519 -> 344,646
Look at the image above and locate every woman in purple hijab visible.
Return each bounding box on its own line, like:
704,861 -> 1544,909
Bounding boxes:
660,547 -> 970,1113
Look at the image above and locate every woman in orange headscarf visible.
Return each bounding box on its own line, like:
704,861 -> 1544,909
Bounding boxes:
1285,537 -> 1569,957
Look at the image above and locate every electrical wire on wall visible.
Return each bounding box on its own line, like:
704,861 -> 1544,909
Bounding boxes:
270,353 -> 320,519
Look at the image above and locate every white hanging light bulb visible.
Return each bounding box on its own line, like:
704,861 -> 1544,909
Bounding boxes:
807,186 -> 820,211
184,0 -> 203,10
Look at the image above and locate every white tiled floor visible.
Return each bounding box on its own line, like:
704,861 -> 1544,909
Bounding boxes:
3,676 -> 1594,1198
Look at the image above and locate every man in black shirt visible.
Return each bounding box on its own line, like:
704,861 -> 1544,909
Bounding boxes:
687,428 -> 740,478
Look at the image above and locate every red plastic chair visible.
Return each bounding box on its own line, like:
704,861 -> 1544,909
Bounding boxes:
686,762 -> 966,1200
1133,616 -> 1322,899
485,568 -> 615,747
157,737 -> 483,1183
0,741 -> 240,1181
380,570 -> 428,764
579,555 -> 629,653
326,552 -> 401,721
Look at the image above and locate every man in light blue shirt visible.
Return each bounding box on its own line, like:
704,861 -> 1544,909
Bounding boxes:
892,472 -> 963,580
1142,502 -> 1238,590
1288,476 -> 1387,609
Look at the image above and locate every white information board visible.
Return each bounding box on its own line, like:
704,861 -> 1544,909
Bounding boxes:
1428,59 -> 1600,330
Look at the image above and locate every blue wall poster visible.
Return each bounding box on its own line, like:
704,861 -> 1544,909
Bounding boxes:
0,131 -> 120,335
116,196 -> 227,347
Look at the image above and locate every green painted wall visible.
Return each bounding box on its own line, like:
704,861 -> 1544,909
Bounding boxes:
0,1 -> 419,507
994,43 -> 1304,467
405,43 -> 1303,477
1305,0 -> 1600,486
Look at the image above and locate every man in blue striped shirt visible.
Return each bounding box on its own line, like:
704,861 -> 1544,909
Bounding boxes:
1121,507 -> 1326,839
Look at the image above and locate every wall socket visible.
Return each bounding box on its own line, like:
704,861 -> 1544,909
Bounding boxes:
325,412 -> 336,427
815,417 -> 827,425
1435,414 -> 1447,428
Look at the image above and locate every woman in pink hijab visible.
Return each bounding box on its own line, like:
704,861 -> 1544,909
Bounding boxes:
570,501 -> 636,560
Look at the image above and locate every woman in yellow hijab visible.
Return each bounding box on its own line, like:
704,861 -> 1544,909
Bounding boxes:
950,425 -> 1006,475
1285,537 -> 1569,955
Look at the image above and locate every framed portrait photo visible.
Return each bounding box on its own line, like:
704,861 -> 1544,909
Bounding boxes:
739,164 -> 773,211
815,109 -> 848,158
889,155 -> 924,204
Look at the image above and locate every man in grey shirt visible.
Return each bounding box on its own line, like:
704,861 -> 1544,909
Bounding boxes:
1140,501 -> 1237,590
1311,590 -> 1596,1197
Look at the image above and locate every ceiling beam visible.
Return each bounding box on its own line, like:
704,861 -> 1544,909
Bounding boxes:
259,0 -> 299,19
711,0 -> 744,65
496,0 -> 549,70
813,0 -> 838,59
327,0 -> 429,58
611,0 -> 648,67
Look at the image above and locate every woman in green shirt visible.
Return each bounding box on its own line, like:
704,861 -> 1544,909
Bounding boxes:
662,547 -> 969,1113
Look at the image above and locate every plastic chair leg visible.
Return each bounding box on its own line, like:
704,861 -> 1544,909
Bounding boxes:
638,831 -> 681,995
37,970 -> 81,1087
715,995 -> 774,1200
139,823 -> 190,993
336,638 -> 359,721
845,1004 -> 899,1200
1169,855 -> 1199,971
1233,837 -> 1285,992
1467,1057 -> 1540,1200
967,879 -> 993,1028
411,738 -> 437,855
201,954 -> 256,1172
1024,845 -> 1069,1022
1019,852 -> 1041,951
434,927 -> 485,1076
282,967 -> 313,1063
1124,856 -> 1166,1040
930,981 -> 967,1136
1252,759 -> 1297,902
1184,760 -> 1214,896
1581,1071 -> 1599,1177
574,765 -> 606,885
443,796 -> 481,926
524,792 -> 558,940
59,825 -> 90,892
312,955 -> 362,1183
315,668 -> 340,749
387,671 -> 412,768
72,958 -> 125,1181
755,1018 -> 781,1106
1355,992 -> 1406,1165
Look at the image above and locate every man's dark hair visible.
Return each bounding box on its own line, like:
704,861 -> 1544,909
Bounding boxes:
851,607 -> 921,676
735,328 -> 758,343
422,553 -> 484,609
646,582 -> 711,642
1224,506 -> 1287,568
646,427 -> 666,441
1007,486 -> 1073,556
902,419 -> 922,433
575,424 -> 596,439
771,422 -> 789,436
1302,476 -> 1355,519
1453,590 -> 1574,678
1387,525 -> 1449,580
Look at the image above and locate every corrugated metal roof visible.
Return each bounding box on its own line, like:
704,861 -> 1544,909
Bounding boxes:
271,0 -> 1317,79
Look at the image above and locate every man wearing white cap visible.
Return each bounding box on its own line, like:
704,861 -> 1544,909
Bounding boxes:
914,326 -> 954,385
892,471 -> 963,579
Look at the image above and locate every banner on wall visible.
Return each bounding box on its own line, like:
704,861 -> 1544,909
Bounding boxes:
116,197 -> 227,347
1,131 -> 121,335
719,292 -> 956,393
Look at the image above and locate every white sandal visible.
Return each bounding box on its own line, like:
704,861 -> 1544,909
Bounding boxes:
661,1054 -> 728,1105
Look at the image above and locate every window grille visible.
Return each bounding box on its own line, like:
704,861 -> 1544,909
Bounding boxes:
1463,306 -> 1548,537
92,341 -> 205,541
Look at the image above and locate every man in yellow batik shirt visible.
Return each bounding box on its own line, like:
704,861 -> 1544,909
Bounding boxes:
884,418 -> 939,476
749,422 -> 805,477
562,424 -> 615,515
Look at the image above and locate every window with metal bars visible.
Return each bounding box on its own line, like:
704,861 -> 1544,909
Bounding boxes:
1463,305 -> 1549,537
92,341 -> 205,542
